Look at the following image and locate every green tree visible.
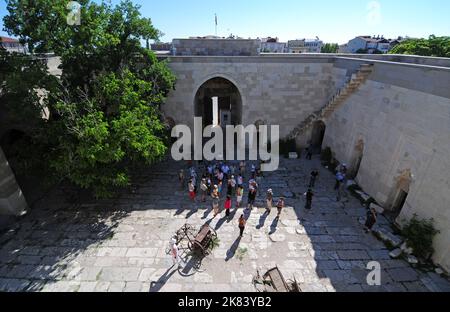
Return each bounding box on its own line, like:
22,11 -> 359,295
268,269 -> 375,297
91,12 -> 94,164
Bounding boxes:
389,35 -> 450,57
3,0 -> 176,197
321,43 -> 339,53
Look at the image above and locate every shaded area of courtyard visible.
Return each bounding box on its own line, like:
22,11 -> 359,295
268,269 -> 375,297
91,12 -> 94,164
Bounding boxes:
0,156 -> 449,292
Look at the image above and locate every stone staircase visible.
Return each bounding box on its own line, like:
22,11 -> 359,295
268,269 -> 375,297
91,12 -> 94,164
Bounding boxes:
286,63 -> 374,140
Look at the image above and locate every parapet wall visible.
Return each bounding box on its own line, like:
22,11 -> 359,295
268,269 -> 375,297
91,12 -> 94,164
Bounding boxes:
172,39 -> 261,56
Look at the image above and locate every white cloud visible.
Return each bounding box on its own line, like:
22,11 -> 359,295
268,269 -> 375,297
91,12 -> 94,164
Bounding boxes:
366,1 -> 382,26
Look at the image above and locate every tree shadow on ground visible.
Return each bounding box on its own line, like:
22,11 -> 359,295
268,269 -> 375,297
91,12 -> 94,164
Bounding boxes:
0,186 -> 130,292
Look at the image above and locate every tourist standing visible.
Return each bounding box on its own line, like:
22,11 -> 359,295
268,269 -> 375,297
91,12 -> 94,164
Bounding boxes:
237,174 -> 244,188
238,215 -> 246,237
306,145 -> 313,160
247,186 -> 257,210
365,208 -> 377,233
276,197 -> 285,219
266,189 -> 273,214
224,195 -> 232,218
304,189 -> 314,210
236,185 -> 244,208
170,238 -> 183,268
188,179 -> 196,202
179,169 -> 185,189
230,175 -> 237,193
200,178 -> 208,202
334,171 -> 344,190
251,164 -> 256,179
227,177 -> 234,197
239,161 -> 246,177
212,185 -> 220,217
309,170 -> 319,188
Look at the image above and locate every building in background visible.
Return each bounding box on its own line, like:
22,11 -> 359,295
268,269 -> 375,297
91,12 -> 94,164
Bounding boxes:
260,37 -> 287,53
0,36 -> 28,53
345,35 -> 405,54
338,44 -> 348,53
304,38 -> 323,53
288,38 -> 323,53
288,39 -> 307,53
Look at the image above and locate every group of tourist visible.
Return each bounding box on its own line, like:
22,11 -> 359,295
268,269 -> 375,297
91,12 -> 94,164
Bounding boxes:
169,151 -> 378,267
179,160 -> 287,236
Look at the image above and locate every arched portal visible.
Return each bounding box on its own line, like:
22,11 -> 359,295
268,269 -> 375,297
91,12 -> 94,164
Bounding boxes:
310,121 -> 326,154
194,77 -> 242,128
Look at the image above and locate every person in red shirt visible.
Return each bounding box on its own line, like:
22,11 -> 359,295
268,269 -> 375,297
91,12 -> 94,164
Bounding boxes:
224,195 -> 232,218
188,179 -> 196,202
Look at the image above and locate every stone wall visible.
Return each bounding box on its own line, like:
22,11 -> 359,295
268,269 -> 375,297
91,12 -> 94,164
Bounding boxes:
162,56 -> 339,138
172,39 -> 261,56
0,146 -> 28,216
322,62 -> 450,271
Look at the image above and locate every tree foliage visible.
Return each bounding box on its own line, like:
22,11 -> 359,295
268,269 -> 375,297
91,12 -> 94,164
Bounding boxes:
402,214 -> 440,260
389,35 -> 450,57
321,43 -> 339,53
2,0 -> 176,197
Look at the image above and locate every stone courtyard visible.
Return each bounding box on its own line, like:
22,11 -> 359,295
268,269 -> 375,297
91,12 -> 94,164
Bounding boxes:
0,156 -> 449,292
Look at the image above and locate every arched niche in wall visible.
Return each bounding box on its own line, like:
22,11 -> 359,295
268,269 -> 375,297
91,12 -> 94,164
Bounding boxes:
349,139 -> 364,179
387,168 -> 413,217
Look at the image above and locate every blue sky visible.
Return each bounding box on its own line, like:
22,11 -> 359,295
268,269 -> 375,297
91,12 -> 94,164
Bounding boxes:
1,0 -> 449,44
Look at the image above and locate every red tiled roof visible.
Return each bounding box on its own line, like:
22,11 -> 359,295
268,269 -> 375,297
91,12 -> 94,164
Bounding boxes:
0,36 -> 20,43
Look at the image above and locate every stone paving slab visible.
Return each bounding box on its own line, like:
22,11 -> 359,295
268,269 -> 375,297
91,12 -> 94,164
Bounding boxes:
0,157 -> 449,292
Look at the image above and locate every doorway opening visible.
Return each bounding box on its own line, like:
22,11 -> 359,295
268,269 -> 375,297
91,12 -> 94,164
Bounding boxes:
194,77 -> 242,128
393,189 -> 408,214
310,120 -> 326,154
388,169 -> 412,220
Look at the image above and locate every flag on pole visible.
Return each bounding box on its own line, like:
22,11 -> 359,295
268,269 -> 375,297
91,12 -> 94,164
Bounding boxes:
215,14 -> 218,26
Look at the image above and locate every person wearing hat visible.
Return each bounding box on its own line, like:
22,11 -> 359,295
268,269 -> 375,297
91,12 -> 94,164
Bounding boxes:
266,189 -> 273,214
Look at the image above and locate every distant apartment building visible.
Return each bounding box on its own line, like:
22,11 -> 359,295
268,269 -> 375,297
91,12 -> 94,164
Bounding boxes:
260,37 -> 287,53
0,36 -> 27,53
304,38 -> 323,53
288,38 -> 323,53
345,36 -> 404,54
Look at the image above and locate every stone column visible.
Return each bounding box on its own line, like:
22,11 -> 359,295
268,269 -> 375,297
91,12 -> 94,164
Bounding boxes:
0,146 -> 28,216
